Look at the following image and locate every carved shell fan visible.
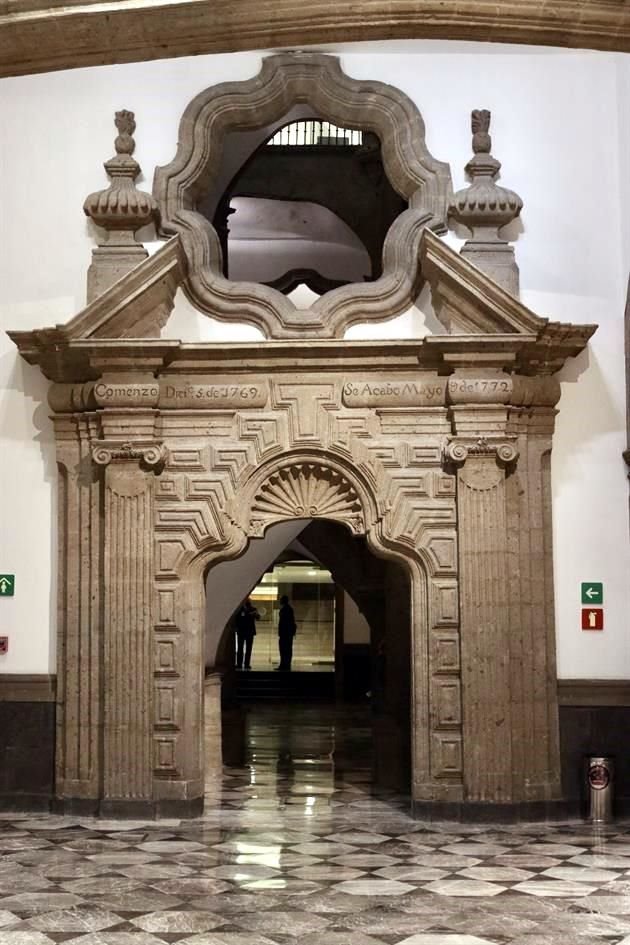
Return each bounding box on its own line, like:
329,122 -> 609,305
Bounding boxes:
251,463 -> 364,533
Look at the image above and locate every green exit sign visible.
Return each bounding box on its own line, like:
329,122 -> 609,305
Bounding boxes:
581,582 -> 603,605
0,575 -> 15,597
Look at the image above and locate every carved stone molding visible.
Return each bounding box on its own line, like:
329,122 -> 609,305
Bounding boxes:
153,53 -> 452,339
2,1 -> 629,80
558,679 -> 630,707
0,675 -> 56,703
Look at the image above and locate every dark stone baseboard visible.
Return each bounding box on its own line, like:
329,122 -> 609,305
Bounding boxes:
559,704 -> 630,814
53,795 -> 205,819
412,798 -> 578,824
0,700 -> 55,805
0,793 -> 52,812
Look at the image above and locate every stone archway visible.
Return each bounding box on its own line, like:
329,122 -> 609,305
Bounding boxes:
163,450 -> 434,817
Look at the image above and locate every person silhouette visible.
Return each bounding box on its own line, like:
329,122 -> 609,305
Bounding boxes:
276,594 -> 296,671
234,597 -> 259,670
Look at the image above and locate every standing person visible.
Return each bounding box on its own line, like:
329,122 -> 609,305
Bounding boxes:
276,594 -> 297,671
234,597 -> 259,670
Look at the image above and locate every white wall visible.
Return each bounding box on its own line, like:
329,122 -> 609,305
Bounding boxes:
204,520 -> 306,666
1,40 -> 628,676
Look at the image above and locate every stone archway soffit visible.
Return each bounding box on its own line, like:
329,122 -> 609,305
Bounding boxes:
8,230 -> 596,381
1,1 -> 629,78
153,53 -> 452,339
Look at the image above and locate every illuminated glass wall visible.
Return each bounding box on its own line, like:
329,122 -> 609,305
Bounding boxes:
247,561 -> 335,669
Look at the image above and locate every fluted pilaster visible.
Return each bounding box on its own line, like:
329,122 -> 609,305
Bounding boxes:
506,407 -> 561,801
93,440 -> 165,803
53,410 -> 102,804
445,437 -> 518,802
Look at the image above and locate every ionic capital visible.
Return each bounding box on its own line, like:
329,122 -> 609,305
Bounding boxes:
443,436 -> 519,470
91,439 -> 168,470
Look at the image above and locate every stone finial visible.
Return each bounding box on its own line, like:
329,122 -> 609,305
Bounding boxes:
449,110 -> 523,297
83,110 -> 158,302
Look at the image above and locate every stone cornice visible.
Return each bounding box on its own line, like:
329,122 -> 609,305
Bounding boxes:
1,1 -> 629,79
10,337 -> 592,386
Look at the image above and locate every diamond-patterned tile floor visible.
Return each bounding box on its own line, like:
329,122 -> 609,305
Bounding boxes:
1,703 -> 630,944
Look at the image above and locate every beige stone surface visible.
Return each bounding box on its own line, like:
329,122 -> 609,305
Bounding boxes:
2,0 -> 630,79
9,228 -> 595,814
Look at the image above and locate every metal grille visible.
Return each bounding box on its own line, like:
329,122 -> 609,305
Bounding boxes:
267,120 -> 363,147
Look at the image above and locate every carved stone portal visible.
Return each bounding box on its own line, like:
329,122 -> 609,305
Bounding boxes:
9,224 -> 595,818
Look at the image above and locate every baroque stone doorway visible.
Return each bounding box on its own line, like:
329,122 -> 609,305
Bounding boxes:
8,55 -> 595,818
10,302 -> 592,818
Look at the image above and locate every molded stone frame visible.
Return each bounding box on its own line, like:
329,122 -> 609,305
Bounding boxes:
9,230 -> 596,819
153,53 -> 453,339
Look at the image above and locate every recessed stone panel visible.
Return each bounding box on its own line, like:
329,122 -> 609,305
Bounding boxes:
431,581 -> 459,627
156,590 -> 176,626
155,639 -> 177,675
431,733 -> 463,779
156,685 -> 177,728
433,679 -> 462,728
431,633 -> 461,673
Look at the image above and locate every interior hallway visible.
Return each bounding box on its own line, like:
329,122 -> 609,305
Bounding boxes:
1,705 -> 630,944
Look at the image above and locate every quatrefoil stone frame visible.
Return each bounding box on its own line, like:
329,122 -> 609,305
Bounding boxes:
153,53 -> 453,339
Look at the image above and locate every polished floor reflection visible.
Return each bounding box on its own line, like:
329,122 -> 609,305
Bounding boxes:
2,704 -> 630,944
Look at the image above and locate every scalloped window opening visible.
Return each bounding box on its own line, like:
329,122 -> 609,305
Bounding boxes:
204,117 -> 407,307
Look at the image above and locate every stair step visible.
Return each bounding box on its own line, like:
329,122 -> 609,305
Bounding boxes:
234,670 -> 335,703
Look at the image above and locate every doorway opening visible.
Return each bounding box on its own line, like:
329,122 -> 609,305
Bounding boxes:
205,519 -> 412,801
204,115 -> 408,303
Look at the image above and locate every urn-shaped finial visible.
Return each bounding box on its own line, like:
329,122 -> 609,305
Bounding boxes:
450,110 -> 522,234
449,110 -> 523,296
83,110 -> 158,241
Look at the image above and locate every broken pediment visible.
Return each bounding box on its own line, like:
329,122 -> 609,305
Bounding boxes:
9,237 -> 185,356
8,226 -> 595,383
419,230 -> 596,373
421,229 -> 544,336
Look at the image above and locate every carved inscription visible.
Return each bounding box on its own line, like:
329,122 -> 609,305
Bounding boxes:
343,377 -> 446,407
159,380 -> 268,409
447,375 -> 512,404
94,381 -> 159,406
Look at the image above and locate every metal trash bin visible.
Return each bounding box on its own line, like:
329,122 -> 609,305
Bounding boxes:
587,756 -> 614,823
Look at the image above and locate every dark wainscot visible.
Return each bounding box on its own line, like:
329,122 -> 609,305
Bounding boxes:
558,680 -> 630,818
0,675 -> 56,811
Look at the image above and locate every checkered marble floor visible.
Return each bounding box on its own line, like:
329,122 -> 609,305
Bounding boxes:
1,703 -> 630,944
